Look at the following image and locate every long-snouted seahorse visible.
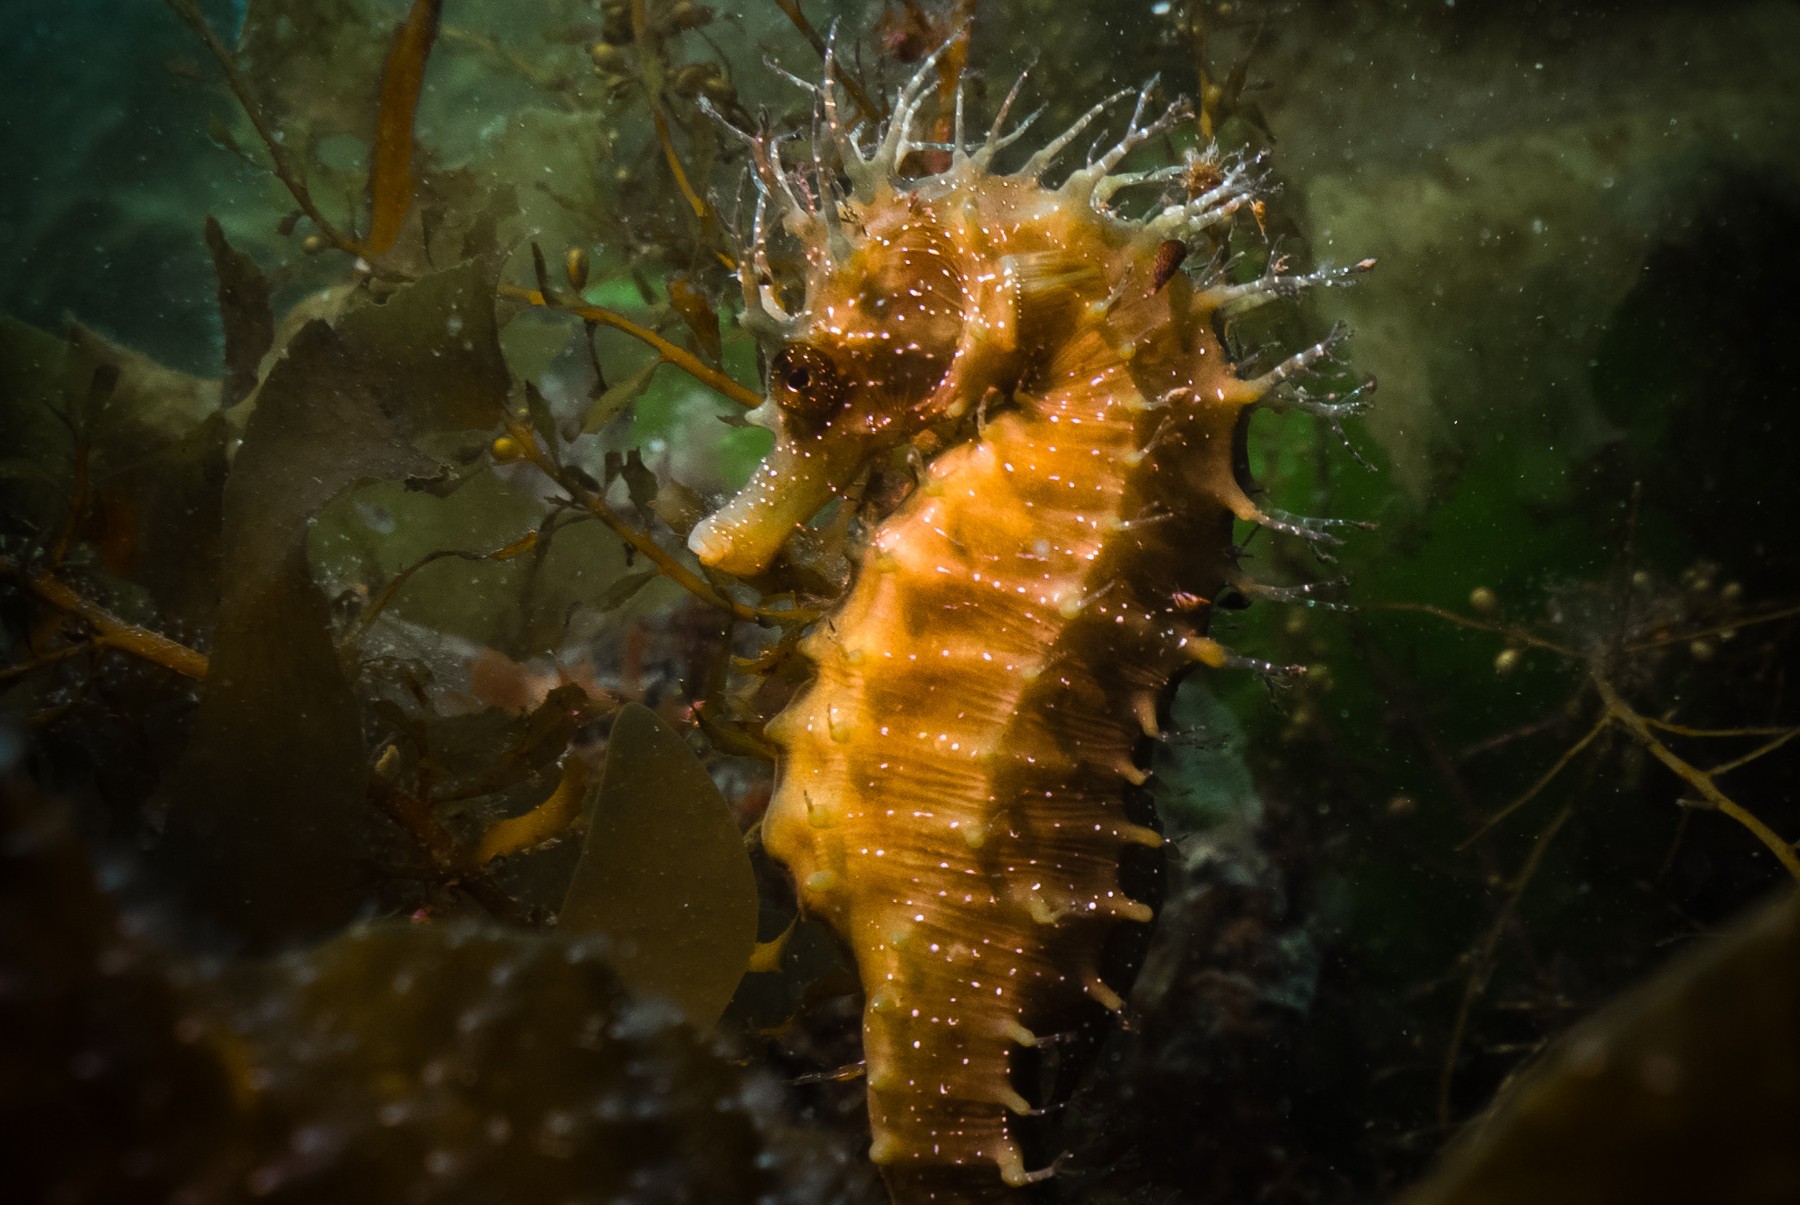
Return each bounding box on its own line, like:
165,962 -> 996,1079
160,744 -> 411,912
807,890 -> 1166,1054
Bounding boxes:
689,47 -> 1366,1205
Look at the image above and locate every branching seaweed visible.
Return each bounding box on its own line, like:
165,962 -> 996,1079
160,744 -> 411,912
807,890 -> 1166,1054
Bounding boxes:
1380,596 -> 1800,882
161,0 -> 363,256
0,557 -> 211,681
1376,561 -> 1800,1127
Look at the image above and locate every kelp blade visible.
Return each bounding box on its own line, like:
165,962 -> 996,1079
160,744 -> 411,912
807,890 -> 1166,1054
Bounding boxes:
559,703 -> 757,1027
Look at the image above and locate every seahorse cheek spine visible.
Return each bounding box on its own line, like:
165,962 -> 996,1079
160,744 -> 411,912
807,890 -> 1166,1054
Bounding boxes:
690,57 -> 1348,1202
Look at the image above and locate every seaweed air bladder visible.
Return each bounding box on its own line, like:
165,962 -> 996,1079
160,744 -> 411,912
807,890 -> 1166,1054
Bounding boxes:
692,41 -> 1369,1204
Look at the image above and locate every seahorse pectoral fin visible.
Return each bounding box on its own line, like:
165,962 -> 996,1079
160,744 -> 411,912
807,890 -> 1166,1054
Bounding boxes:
688,434 -> 867,576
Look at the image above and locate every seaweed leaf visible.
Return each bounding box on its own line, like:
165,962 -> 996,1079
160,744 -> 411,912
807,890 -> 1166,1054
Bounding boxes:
524,380 -> 559,448
620,448 -> 660,527
474,755 -> 591,864
558,704 -> 757,1027
593,568 -> 659,612
667,274 -> 721,365
362,0 -> 444,257
580,356 -> 661,435
203,217 -> 273,408
151,258 -> 510,948
0,318 -> 229,625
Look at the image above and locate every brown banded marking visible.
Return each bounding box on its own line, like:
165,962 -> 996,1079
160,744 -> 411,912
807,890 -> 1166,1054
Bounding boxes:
690,44 -> 1368,1204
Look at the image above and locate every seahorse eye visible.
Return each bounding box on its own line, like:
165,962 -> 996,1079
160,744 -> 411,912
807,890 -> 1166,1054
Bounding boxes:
769,343 -> 848,434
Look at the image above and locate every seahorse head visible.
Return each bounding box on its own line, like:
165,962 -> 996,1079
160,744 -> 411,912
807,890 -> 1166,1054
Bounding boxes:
686,51 -> 1216,578
688,178 -> 1016,577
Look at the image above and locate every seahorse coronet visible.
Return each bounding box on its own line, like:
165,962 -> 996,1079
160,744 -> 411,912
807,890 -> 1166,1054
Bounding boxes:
692,49 -> 1363,1204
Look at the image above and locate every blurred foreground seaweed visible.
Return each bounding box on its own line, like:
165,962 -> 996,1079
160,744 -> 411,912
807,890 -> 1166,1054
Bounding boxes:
2,786 -> 866,1204
1401,888 -> 1800,1205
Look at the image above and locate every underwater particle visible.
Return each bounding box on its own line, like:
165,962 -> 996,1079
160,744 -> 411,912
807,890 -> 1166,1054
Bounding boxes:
1469,585 -> 1500,616
1494,647 -> 1523,676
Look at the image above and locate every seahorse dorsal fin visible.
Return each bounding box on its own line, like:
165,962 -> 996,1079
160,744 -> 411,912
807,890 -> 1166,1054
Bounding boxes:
998,250 -> 1105,349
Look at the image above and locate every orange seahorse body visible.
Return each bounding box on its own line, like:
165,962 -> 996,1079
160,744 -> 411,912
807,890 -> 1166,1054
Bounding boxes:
690,50 -> 1361,1203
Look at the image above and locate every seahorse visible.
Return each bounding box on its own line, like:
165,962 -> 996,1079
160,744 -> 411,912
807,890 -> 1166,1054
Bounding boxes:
688,47 -> 1366,1203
